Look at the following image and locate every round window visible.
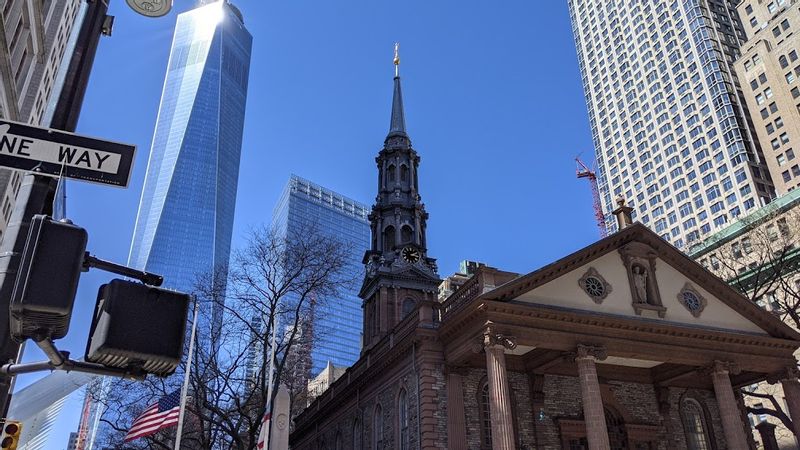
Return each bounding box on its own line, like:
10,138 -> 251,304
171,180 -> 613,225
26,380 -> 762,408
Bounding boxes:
585,276 -> 606,297
682,291 -> 701,311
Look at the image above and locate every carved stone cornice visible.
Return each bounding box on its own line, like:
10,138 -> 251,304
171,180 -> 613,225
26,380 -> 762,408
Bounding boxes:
766,366 -> 800,384
572,344 -> 608,362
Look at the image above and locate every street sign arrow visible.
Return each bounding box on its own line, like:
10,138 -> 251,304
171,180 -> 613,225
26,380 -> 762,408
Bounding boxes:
0,120 -> 136,187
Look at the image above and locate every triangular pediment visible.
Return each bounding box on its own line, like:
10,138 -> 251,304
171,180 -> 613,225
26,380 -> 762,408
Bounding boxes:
482,224 -> 799,340
394,263 -> 440,281
360,263 -> 441,299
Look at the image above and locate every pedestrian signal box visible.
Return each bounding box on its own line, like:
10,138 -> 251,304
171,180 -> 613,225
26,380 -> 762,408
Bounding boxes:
85,279 -> 190,377
9,215 -> 87,342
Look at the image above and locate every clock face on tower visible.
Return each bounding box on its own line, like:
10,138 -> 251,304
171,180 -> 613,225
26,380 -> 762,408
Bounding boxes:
402,246 -> 421,263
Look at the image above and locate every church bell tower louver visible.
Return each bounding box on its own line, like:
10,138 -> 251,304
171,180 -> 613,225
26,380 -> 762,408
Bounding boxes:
359,45 -> 441,351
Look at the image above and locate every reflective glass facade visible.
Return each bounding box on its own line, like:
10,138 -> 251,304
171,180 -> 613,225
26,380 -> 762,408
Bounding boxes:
569,0 -> 776,249
128,2 -> 251,326
272,175 -> 370,375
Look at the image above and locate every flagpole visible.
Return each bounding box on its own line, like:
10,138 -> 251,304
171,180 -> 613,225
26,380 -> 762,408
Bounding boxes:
260,315 -> 279,449
174,298 -> 199,450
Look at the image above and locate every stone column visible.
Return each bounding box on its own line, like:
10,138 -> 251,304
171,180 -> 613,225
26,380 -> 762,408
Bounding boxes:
446,369 -> 468,450
574,344 -> 610,450
483,332 -> 517,450
755,421 -> 779,450
709,361 -> 749,450
768,366 -> 800,440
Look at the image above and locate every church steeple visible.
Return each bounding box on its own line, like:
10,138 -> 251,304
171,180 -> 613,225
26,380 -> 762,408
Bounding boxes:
389,76 -> 407,137
388,43 -> 407,138
359,45 -> 441,352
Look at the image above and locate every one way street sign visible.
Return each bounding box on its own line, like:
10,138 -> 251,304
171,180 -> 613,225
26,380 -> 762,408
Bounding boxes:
0,120 -> 136,187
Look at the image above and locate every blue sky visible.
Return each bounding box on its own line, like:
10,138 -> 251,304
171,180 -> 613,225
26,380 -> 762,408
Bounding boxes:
19,1 -> 600,448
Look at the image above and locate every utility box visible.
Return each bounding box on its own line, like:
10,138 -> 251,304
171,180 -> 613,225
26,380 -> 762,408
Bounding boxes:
9,215 -> 87,342
85,279 -> 190,376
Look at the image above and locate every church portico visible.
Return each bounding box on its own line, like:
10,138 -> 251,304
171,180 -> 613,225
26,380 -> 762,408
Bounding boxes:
435,225 -> 800,449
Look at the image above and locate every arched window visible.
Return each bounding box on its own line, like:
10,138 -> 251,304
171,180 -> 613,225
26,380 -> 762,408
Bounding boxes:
387,165 -> 396,182
335,431 -> 343,450
479,382 -> 492,449
604,407 -> 628,449
373,404 -> 383,450
353,417 -> 362,450
402,298 -> 416,318
383,226 -> 396,250
401,225 -> 413,244
400,165 -> 409,182
398,389 -> 409,450
681,397 -> 714,450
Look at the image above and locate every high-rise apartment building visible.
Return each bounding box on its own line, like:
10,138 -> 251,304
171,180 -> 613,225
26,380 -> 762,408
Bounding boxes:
0,0 -> 92,240
568,0 -> 777,249
271,175 -> 370,375
734,0 -> 800,194
128,1 -> 251,309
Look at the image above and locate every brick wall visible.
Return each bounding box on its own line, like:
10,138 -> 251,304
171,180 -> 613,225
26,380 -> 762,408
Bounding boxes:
295,366 -> 735,450
292,367 -> 420,449
539,374 -> 584,448
460,369 -> 537,449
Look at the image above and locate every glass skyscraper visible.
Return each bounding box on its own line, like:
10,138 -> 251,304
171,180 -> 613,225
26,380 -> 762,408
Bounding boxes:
272,175 -> 370,375
129,2 -> 251,308
568,0 -> 775,249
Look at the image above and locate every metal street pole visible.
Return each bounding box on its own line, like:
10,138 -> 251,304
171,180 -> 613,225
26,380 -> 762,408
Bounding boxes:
0,0 -> 111,416
0,174 -> 57,416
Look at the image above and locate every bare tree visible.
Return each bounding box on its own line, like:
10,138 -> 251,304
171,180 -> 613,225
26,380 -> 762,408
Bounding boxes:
93,224 -> 356,449
693,206 -> 800,437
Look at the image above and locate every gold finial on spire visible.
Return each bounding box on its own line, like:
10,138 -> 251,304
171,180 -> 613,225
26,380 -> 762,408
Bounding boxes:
393,42 -> 400,77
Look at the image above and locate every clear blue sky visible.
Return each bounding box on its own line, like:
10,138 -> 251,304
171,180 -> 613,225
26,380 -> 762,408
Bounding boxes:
20,1 -> 600,448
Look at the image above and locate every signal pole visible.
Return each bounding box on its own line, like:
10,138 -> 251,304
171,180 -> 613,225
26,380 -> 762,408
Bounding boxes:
0,0 -> 111,416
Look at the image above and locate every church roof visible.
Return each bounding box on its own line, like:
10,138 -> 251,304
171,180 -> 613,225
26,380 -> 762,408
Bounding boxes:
479,223 -> 800,341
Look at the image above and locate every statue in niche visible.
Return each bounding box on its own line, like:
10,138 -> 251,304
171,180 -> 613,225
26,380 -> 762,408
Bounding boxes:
632,263 -> 649,304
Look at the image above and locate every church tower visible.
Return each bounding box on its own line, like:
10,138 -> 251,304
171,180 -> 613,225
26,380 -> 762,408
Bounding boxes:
360,45 -> 441,351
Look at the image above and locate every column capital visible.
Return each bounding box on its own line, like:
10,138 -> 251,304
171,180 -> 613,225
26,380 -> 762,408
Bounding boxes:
766,365 -> 800,384
485,332 -> 517,350
572,344 -> 607,362
705,360 -> 741,376
471,332 -> 517,353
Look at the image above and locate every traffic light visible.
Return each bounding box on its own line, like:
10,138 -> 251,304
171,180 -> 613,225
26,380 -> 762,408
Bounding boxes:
9,215 -> 87,342
0,420 -> 22,450
85,279 -> 190,376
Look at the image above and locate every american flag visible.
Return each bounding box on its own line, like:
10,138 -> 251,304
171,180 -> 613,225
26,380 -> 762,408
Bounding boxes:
256,400 -> 272,449
124,390 -> 182,442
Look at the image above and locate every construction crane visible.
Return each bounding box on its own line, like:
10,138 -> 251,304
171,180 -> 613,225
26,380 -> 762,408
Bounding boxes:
575,157 -> 608,237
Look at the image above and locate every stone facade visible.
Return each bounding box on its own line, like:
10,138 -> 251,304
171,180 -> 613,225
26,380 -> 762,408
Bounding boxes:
735,0 -> 800,195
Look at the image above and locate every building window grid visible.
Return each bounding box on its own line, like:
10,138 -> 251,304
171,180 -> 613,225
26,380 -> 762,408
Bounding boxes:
570,0 -> 768,245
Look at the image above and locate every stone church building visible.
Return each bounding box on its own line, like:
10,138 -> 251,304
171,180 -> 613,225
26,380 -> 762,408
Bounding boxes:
289,63 -> 800,449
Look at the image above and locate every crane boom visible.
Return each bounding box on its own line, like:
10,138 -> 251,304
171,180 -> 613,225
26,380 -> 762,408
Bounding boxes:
575,157 -> 608,237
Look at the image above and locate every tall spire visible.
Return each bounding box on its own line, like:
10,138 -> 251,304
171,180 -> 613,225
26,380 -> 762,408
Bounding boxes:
388,43 -> 407,138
